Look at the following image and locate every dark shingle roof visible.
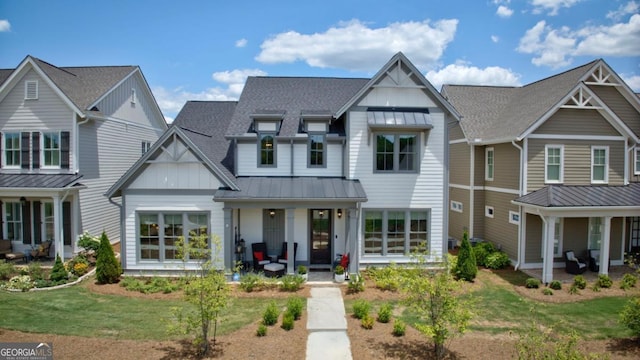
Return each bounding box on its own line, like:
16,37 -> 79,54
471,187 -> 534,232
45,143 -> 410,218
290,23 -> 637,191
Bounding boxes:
0,174 -> 83,189
173,101 -> 238,184
513,183 -> 640,208
214,177 -> 367,201
226,77 -> 370,137
443,60 -> 598,143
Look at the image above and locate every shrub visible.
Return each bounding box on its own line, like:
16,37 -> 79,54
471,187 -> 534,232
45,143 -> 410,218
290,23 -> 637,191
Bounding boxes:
6,275 -> 34,291
454,231 -> 477,281
377,303 -> 393,323
621,273 -> 637,290
77,231 -> 100,252
49,255 -> 68,283
262,301 -> 280,326
573,275 -> 587,290
279,274 -> 304,292
525,278 -> 540,289
542,288 -> 553,296
96,231 -> 121,284
596,274 -> 612,288
591,283 -> 601,292
392,319 -> 406,337
256,324 -> 267,337
568,283 -> 580,295
27,262 -> 45,281
239,273 -> 264,292
296,265 -> 307,275
286,297 -> 304,320
620,297 -> 640,337
549,280 -> 562,290
361,314 -> 374,329
281,311 -> 295,331
473,242 -> 495,267
334,265 -> 345,275
368,264 -> 400,291
352,299 -> 371,320
0,260 -> 16,281
347,273 -> 365,294
484,251 -> 511,269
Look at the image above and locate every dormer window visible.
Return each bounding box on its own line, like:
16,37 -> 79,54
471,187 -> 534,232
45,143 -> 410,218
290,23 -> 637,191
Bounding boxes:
308,133 -> 325,167
301,111 -> 331,168
259,133 -> 275,166
25,80 -> 38,100
252,110 -> 284,168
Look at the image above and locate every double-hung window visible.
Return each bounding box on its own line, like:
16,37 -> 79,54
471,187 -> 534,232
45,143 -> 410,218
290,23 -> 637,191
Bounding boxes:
138,212 -> 209,262
43,202 -> 55,242
42,132 -> 61,168
308,133 -> 325,167
363,209 -> 430,256
5,202 -> 23,242
634,148 -> 640,175
485,147 -> 494,181
3,132 -> 21,168
591,146 -> 608,184
545,145 -> 563,183
588,217 -> 602,250
375,134 -> 418,172
259,133 -> 276,167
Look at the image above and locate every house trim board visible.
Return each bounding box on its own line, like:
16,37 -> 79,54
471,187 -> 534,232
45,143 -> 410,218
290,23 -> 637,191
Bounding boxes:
449,183 -> 521,195
527,134 -> 625,141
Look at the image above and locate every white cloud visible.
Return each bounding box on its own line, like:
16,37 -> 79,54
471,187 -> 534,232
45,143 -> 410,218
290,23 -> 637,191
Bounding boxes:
256,18 -> 458,71
0,20 -> 11,32
530,0 -> 583,16
496,6 -> 514,18
517,15 -> 640,68
153,68 -> 267,122
426,62 -> 521,89
491,35 -> 500,43
622,74 -> 640,92
607,1 -> 639,21
235,38 -> 248,48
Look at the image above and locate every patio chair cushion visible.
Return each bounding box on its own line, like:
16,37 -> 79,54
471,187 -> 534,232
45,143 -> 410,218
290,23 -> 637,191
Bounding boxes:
253,251 -> 264,261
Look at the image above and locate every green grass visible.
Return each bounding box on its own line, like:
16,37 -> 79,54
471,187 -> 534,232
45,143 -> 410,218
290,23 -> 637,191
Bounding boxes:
0,285 -> 294,340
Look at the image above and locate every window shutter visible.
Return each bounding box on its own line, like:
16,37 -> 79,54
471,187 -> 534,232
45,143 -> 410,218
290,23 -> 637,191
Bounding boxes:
22,201 -> 31,245
0,133 -> 3,169
61,131 -> 70,169
33,201 -> 42,244
63,201 -> 71,246
32,132 -> 40,168
21,132 -> 30,169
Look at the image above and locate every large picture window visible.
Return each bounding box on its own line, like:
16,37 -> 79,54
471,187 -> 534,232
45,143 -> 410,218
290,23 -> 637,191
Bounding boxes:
591,146 -> 608,184
375,134 -> 418,172
3,132 -> 20,168
545,145 -> 563,183
363,209 -> 429,256
42,132 -> 61,168
138,212 -> 209,261
308,133 -> 325,167
259,133 -> 275,166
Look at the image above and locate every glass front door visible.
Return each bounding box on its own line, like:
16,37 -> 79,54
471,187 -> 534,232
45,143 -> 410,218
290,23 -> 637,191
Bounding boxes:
310,209 -> 331,265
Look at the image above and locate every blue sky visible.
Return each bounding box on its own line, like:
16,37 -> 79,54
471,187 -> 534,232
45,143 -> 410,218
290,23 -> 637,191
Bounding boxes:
1,0 -> 638,122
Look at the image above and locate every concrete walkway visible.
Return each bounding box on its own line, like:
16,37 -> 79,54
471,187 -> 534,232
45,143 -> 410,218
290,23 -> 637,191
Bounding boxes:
306,287 -> 352,360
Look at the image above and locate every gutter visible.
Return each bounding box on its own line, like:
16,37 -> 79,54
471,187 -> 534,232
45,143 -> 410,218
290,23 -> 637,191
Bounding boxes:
511,140 -> 524,270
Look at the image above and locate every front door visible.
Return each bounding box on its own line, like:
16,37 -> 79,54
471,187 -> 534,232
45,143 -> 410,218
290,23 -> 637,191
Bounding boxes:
310,209 -> 331,265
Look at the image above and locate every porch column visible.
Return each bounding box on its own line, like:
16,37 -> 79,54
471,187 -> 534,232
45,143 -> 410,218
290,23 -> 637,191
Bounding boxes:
53,195 -> 63,260
348,208 -> 358,274
286,208 -> 295,274
600,216 -> 612,276
223,208 -> 233,271
541,215 -> 556,284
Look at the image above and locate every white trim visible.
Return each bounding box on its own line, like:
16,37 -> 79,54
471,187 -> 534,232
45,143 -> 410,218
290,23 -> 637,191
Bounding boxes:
40,131 -> 62,169
1,131 -> 21,169
24,80 -> 38,100
449,138 -> 467,144
528,134 -> 625,141
544,144 -> 564,184
485,147 -> 494,181
591,145 -> 609,184
449,183 -> 520,195
635,148 -> 640,176
508,210 -> 520,225
450,200 -> 463,213
469,145 -> 475,239
485,206 -> 494,218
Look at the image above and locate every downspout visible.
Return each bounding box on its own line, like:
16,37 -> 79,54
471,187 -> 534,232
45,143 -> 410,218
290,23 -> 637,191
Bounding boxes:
75,116 -> 90,173
109,197 -> 124,269
511,140 -> 523,270
290,139 -> 294,176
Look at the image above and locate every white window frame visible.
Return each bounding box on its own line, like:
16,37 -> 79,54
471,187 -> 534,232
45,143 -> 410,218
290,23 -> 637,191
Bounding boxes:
634,148 -> 640,175
3,132 -> 21,169
25,80 -> 38,100
363,209 -> 430,256
485,206 -> 494,218
508,211 -> 520,225
450,200 -> 463,213
591,146 -> 608,184
43,202 -> 54,242
41,131 -> 61,169
542,217 -> 563,257
588,217 -> 602,250
485,147 -> 494,181
137,211 -> 210,262
307,133 -> 326,168
141,141 -> 151,154
544,145 -> 564,184
4,202 -> 23,242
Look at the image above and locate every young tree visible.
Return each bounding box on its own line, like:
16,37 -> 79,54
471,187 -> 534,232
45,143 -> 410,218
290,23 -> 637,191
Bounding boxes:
49,254 -> 68,283
454,231 -> 477,282
95,231 -> 121,284
169,234 -> 230,357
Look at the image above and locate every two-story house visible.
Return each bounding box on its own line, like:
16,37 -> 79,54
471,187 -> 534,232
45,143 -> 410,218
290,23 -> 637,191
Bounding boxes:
0,56 -> 167,260
444,59 -> 640,283
107,52 -> 459,274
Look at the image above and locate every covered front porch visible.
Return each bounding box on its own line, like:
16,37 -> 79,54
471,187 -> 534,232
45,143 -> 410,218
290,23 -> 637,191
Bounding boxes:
214,177 -> 367,275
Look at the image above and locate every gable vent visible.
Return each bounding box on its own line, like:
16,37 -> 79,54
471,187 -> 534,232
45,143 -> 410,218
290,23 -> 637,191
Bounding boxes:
25,80 -> 38,100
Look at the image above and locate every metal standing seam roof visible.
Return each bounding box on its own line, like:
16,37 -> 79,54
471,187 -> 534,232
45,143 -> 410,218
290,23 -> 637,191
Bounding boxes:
513,183 -> 640,208
0,174 -> 83,189
213,177 -> 368,202
367,111 -> 433,129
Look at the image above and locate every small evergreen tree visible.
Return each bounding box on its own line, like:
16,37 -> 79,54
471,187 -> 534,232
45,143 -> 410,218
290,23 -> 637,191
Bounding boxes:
96,231 -> 121,284
49,254 -> 68,283
454,231 -> 477,282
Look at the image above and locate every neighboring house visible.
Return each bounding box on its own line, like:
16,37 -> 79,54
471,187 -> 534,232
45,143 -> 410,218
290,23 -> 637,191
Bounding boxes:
0,56 -> 167,260
443,59 -> 640,283
107,52 -> 459,274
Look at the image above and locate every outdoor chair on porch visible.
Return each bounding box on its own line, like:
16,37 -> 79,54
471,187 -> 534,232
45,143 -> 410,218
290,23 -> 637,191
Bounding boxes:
252,242 -> 271,271
31,241 -> 52,261
277,242 -> 298,265
564,250 -> 587,275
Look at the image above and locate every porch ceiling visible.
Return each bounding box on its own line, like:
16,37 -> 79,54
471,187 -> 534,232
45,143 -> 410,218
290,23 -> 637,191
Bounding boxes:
0,173 -> 84,189
213,176 -> 368,202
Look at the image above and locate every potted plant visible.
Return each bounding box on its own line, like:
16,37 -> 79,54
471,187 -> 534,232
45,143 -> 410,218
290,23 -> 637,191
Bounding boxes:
297,265 -> 308,281
334,265 -> 346,283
